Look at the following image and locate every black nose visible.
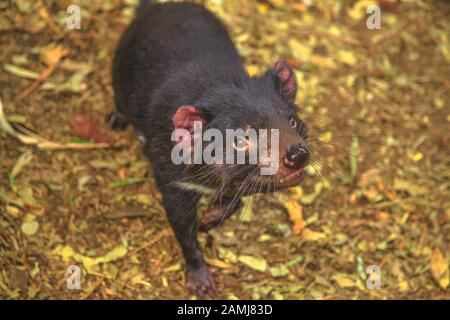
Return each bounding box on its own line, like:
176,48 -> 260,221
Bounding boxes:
283,144 -> 309,170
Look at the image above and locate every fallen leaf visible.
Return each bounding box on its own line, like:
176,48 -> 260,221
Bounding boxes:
11,150 -> 33,178
53,239 -> 128,273
301,227 -> 326,241
270,264 -> 290,278
332,274 -> 355,288
394,178 -> 427,196
70,114 -> 112,144
40,44 -> 69,67
399,280 -> 409,292
430,248 -> 449,289
348,0 -> 377,20
238,255 -> 268,272
205,257 -> 232,269
337,50 -> 357,66
21,220 -> 39,236
6,205 -> 21,218
3,64 -> 39,79
163,263 -> 182,273
284,199 -> 306,235
218,247 -> 238,263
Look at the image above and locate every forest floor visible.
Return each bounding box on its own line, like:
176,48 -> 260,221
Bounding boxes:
0,0 -> 449,299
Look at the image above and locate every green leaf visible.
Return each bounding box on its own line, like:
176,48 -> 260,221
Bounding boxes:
3,64 -> 39,79
110,177 -> 148,189
11,150 -> 33,178
21,220 -> 39,236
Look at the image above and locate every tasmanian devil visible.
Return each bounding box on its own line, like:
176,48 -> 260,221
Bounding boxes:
109,0 -> 310,296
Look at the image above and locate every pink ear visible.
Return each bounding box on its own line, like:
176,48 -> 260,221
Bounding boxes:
172,106 -> 205,132
274,60 -> 297,102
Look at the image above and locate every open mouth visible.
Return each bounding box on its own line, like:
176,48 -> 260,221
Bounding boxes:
276,166 -> 306,187
283,167 -> 305,182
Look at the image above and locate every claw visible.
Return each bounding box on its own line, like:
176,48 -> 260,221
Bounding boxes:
186,266 -> 217,298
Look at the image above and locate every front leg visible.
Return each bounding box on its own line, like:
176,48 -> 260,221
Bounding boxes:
199,197 -> 242,232
161,186 -> 216,297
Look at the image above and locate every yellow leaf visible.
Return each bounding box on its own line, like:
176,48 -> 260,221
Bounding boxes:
238,255 -> 268,272
318,131 -> 332,143
332,274 -> 355,288
431,248 -> 449,289
337,50 -> 357,66
218,247 -> 238,263
163,263 -> 182,273
56,245 -> 75,262
398,280 -> 409,292
205,257 -> 232,269
40,44 -> 69,66
53,240 -> 128,273
348,0 -> 377,20
246,65 -> 258,77
301,228 -> 326,241
6,205 -> 20,218
92,245 -> 128,265
289,186 -> 303,198
284,200 -> 306,235
408,151 -> 423,162
131,273 -> 152,287
257,3 -> 268,15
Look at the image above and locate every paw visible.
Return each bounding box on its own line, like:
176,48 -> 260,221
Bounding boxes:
186,266 -> 217,298
198,207 -> 225,232
106,112 -> 129,131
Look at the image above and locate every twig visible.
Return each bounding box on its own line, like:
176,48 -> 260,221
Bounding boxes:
14,44 -> 69,102
128,229 -> 171,256
0,97 -> 110,150
291,28 -> 364,47
14,64 -> 58,102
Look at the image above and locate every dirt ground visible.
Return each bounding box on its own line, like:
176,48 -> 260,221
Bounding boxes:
0,0 -> 449,299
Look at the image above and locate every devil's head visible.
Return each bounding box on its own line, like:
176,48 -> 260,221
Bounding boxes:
172,60 -> 309,195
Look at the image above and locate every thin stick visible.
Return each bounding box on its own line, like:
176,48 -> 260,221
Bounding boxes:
0,98 -> 110,150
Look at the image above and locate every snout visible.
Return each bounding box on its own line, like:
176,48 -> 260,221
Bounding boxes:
283,144 -> 309,170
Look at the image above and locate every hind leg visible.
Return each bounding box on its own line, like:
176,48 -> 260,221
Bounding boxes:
199,197 -> 242,232
106,111 -> 129,131
106,98 -> 129,130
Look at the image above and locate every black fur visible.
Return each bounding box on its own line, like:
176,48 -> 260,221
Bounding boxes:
111,2 -> 307,296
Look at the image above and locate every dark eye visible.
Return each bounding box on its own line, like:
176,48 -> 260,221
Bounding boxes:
289,117 -> 298,128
